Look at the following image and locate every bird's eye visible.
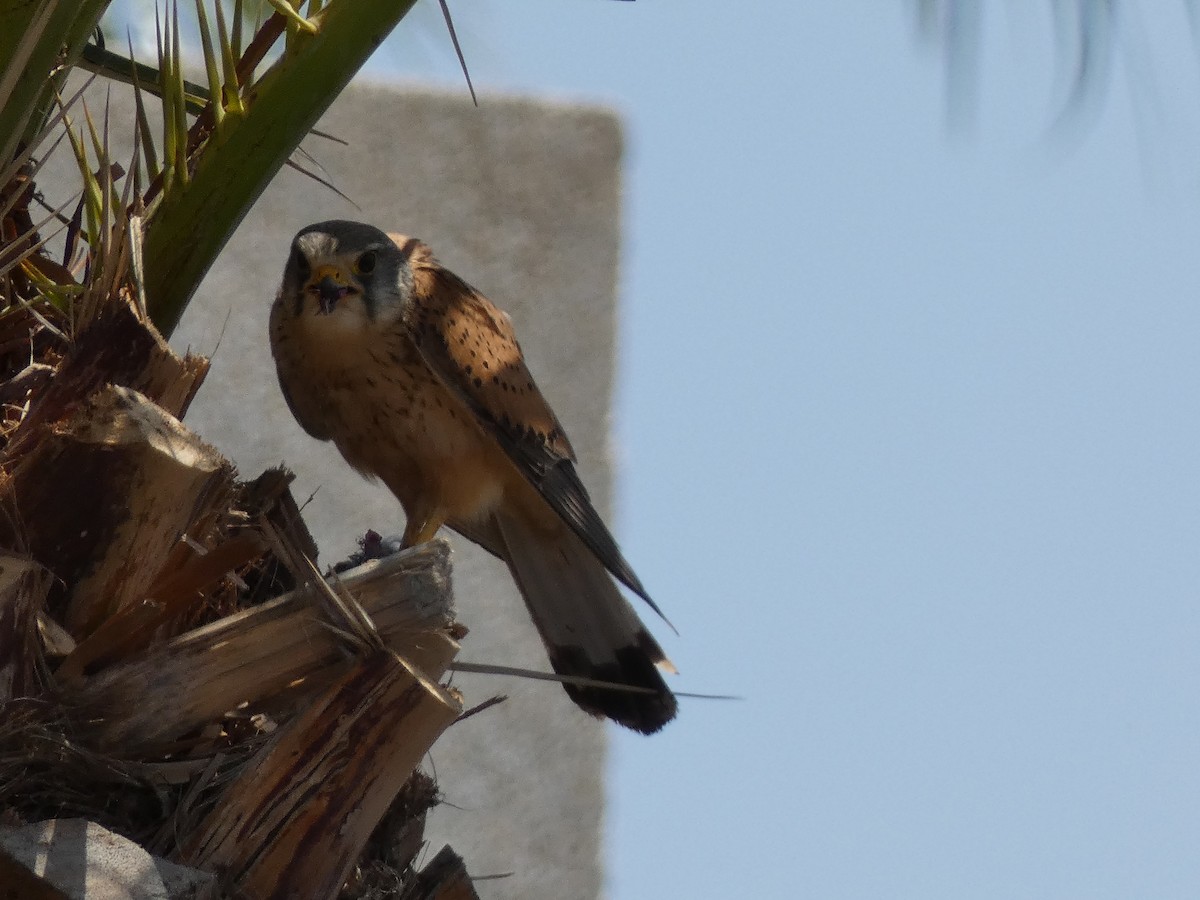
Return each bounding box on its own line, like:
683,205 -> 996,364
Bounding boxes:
356,251 -> 377,275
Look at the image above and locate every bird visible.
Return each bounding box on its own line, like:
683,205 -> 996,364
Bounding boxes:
269,220 -> 677,734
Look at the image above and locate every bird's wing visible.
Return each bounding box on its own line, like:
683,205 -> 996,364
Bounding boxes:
400,247 -> 661,613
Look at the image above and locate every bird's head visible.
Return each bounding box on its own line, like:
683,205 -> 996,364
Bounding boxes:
281,220 -> 415,324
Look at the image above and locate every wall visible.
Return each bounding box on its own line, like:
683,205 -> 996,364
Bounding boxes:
174,83 -> 625,900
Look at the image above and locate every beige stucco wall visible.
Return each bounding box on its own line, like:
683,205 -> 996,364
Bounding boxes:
173,83 -> 624,900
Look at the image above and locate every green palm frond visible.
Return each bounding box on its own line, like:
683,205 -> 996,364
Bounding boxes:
0,0 -> 109,173
78,42 -> 211,116
3,0 -> 428,341
139,0 -> 420,336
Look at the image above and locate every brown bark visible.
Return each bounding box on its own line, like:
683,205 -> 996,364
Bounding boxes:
412,846 -> 481,900
183,652 -> 461,900
4,384 -> 234,637
0,223 -> 481,895
5,298 -> 206,455
68,539 -> 458,753
0,554 -> 49,703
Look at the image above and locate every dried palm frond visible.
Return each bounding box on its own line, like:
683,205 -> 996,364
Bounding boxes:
0,4 -> 490,896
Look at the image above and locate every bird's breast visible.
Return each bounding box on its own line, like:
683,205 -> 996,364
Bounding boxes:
275,311 -> 506,522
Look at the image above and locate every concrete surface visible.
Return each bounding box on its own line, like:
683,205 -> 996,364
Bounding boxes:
0,819 -> 217,900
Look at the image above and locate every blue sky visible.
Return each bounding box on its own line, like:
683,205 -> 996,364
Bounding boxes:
111,1 -> 1200,896
368,2 -> 1200,897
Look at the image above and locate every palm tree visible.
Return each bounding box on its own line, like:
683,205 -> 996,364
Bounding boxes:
0,3 -> 479,897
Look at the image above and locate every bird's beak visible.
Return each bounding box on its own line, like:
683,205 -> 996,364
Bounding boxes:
306,264 -> 354,315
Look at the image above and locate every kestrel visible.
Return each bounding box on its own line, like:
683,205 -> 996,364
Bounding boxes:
269,220 -> 677,733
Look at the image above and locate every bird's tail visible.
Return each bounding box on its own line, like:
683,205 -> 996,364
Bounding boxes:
493,509 -> 678,734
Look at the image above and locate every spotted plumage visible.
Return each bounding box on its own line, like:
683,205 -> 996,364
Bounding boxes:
269,220 -> 677,733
